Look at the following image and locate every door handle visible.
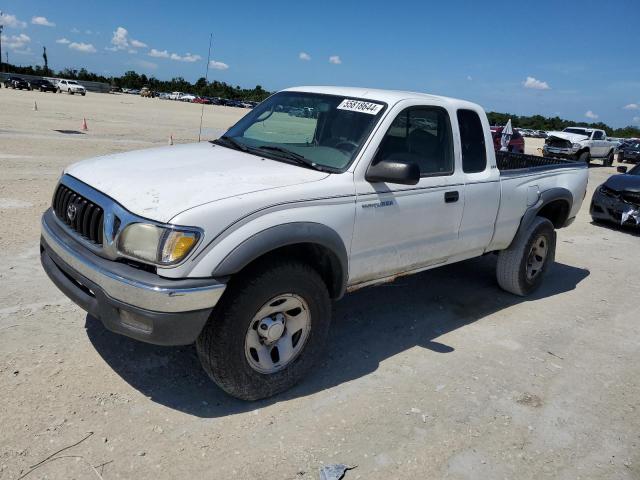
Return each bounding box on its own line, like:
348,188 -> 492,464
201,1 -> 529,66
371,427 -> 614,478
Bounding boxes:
444,191 -> 459,203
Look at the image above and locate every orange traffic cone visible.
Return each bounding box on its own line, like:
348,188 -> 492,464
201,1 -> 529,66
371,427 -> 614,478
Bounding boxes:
33,101 -> 38,111
81,117 -> 88,131
169,134 -> 174,145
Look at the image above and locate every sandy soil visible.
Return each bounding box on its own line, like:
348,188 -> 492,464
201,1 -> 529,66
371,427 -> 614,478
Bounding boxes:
0,88 -> 638,480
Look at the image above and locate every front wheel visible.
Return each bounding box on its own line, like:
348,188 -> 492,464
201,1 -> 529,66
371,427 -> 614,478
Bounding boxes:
578,151 -> 590,164
496,217 -> 556,296
196,260 -> 332,401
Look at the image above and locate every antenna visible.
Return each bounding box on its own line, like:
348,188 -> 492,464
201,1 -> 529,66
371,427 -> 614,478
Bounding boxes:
198,33 -> 213,142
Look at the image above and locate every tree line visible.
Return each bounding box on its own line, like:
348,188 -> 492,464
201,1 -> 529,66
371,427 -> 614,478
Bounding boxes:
4,63 -> 639,137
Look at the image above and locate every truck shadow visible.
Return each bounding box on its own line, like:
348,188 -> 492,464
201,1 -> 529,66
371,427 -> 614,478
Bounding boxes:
84,255 -> 589,418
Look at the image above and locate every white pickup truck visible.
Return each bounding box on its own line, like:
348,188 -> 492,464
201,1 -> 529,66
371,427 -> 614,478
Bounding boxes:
40,87 -> 588,400
543,127 -> 617,166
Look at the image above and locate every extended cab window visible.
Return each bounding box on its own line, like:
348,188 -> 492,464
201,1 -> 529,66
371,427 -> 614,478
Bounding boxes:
457,109 -> 487,173
377,107 -> 454,176
593,131 -> 604,140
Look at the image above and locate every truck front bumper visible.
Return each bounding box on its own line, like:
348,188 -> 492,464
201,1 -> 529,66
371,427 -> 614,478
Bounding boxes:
40,209 -> 226,345
542,146 -> 578,159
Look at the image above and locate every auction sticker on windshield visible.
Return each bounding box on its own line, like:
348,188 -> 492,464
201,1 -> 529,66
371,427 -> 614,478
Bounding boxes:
337,99 -> 384,115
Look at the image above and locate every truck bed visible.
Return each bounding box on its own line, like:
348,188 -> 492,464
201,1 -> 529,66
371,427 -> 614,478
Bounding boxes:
496,150 -> 582,172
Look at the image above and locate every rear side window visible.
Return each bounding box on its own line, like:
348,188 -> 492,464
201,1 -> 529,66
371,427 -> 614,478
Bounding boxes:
457,109 -> 487,173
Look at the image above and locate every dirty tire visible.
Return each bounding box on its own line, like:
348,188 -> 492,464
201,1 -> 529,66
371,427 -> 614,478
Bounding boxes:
196,260 -> 331,401
496,217 -> 556,296
578,151 -> 590,164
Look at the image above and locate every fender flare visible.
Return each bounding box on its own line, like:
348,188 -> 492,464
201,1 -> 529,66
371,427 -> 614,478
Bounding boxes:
520,187 -> 574,231
212,222 -> 349,299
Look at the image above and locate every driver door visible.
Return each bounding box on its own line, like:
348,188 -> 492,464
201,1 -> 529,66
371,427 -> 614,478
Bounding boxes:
349,104 -> 465,285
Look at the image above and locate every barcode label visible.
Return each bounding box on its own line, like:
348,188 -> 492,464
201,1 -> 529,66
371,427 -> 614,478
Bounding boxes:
337,99 -> 384,115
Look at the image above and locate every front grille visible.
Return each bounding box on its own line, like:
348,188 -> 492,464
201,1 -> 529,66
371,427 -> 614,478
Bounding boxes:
52,184 -> 104,245
546,137 -> 571,149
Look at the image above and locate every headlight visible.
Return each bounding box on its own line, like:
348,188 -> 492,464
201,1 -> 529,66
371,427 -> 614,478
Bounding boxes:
118,223 -> 199,265
572,143 -> 581,149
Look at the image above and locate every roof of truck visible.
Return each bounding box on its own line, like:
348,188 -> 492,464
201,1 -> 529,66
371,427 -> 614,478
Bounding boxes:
283,86 -> 482,110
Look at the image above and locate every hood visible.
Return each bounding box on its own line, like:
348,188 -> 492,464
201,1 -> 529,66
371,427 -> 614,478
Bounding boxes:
604,174 -> 640,193
546,131 -> 589,143
65,142 -> 329,223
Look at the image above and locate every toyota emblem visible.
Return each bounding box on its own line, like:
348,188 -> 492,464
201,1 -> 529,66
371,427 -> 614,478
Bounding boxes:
66,203 -> 77,221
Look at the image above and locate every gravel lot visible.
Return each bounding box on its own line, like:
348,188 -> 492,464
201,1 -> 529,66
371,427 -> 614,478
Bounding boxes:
1,88 -> 638,480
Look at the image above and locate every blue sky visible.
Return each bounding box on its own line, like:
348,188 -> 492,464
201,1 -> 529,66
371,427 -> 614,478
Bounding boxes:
2,0 -> 639,127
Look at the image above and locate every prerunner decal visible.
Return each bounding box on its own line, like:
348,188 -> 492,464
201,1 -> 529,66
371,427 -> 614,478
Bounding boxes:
337,99 -> 384,115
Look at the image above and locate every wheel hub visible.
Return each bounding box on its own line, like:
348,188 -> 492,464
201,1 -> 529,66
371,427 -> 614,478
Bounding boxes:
257,313 -> 286,343
244,294 -> 311,374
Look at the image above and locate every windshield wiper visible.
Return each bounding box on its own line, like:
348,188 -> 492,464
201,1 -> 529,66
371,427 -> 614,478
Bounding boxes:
256,145 -> 327,171
212,135 -> 250,152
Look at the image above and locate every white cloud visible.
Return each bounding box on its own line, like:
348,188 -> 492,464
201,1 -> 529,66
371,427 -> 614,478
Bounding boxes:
85,29 -> 93,35
299,52 -> 311,61
329,55 -> 342,64
523,76 -> 550,90
623,103 -> 639,111
71,27 -> 80,33
69,42 -> 97,53
128,49 -> 137,54
148,48 -> 201,62
32,16 -> 55,27
56,38 -> 70,44
110,26 -> 146,52
209,60 -> 229,70
467,75 -> 473,81
2,33 -> 31,49
149,48 -> 170,58
130,39 -> 147,48
585,110 -> 599,120
170,52 -> 201,62
633,116 -> 640,124
0,12 -> 26,28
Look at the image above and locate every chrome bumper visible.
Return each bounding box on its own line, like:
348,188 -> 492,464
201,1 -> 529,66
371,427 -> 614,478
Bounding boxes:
41,209 -> 225,313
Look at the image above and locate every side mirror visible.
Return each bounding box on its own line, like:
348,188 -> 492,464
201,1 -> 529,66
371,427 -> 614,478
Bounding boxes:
366,156 -> 420,185
617,166 -> 628,173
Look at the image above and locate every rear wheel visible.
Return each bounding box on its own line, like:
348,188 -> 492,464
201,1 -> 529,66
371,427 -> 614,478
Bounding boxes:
605,150 -> 614,167
496,217 -> 556,296
196,260 -> 332,400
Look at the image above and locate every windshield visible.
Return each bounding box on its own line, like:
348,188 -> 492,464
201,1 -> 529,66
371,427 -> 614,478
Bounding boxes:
68,80 -> 79,85
563,128 -> 590,136
219,91 -> 386,171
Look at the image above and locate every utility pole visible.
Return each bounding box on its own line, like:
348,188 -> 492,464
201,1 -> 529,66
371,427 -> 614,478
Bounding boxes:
0,12 -> 4,74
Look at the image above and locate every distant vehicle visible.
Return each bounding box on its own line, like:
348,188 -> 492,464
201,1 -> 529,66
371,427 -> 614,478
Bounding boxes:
544,127 -> 617,165
128,89 -> 141,95
57,79 -> 86,96
29,79 -> 57,92
168,91 -> 183,100
140,87 -> 154,98
490,126 -> 525,153
619,141 -> 640,163
4,76 -> 30,90
590,162 -> 640,228
180,94 -> 196,102
533,130 -> 548,139
193,97 -> 212,104
110,86 -> 123,93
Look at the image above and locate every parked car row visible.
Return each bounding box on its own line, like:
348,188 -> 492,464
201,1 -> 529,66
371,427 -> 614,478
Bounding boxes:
2,76 -> 86,95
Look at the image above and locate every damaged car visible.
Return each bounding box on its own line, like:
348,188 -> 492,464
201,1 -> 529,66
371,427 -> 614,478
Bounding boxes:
543,127 -> 617,166
590,163 -> 640,227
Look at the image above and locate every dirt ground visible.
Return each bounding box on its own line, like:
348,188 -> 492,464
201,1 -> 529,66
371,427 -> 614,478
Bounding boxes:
1,88 -> 638,480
